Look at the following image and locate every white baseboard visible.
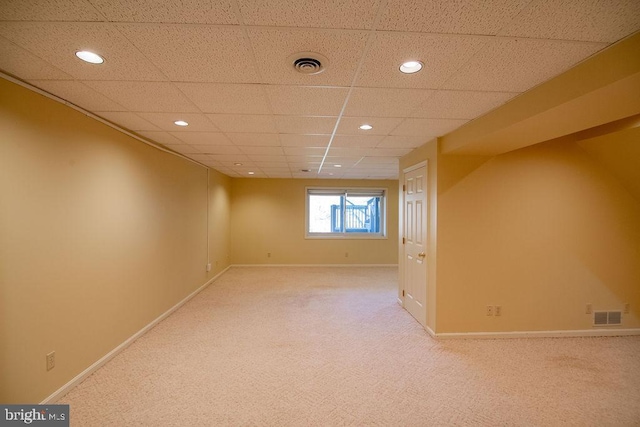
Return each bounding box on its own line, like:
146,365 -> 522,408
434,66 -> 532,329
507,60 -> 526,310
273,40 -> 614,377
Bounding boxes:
432,328 -> 640,339
231,264 -> 399,267
426,326 -> 437,338
40,266 -> 231,404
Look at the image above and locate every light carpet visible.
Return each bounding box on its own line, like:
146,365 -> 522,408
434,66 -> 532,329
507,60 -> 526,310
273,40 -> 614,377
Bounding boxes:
61,267 -> 640,426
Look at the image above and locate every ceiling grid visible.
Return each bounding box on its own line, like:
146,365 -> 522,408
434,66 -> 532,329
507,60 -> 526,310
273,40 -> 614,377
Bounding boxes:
0,0 -> 638,179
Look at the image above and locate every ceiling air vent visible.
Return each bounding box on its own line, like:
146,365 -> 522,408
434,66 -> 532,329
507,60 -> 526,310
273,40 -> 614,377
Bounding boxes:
593,311 -> 622,326
288,52 -> 328,75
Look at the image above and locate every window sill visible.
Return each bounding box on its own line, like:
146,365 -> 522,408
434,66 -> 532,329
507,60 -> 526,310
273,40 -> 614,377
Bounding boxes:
305,234 -> 387,240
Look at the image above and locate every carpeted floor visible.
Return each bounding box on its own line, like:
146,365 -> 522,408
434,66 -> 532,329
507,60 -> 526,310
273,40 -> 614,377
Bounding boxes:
62,267 -> 640,426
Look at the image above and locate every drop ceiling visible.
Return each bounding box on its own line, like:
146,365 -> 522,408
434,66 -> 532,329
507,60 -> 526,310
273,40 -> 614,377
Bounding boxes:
1,0 -> 638,179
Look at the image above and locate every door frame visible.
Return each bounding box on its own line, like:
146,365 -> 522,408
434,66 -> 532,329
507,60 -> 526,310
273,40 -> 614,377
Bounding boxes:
400,161 -> 428,326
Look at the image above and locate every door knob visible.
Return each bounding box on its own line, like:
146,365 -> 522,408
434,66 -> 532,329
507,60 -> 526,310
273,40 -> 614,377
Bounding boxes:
418,252 -> 426,258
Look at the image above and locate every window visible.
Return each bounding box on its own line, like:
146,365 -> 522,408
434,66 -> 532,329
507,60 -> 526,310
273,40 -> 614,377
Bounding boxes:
306,188 -> 386,238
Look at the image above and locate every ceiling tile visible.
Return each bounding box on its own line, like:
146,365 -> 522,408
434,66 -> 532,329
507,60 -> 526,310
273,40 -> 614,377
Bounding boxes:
84,81 -> 199,112
96,112 -> 160,131
265,85 -> 349,116
184,153 -> 213,163
323,157 -> 361,167
288,158 -> 322,166
189,145 -> 242,155
292,171 -> 321,178
137,112 -> 220,132
238,0 -> 380,29
161,143 -> 202,155
226,133 -> 280,146
2,0 -> 633,181
274,116 -> 338,134
331,135 -> 384,148
0,0 -> 104,21
170,132 -> 232,145
378,0 -> 529,35
137,131 -> 185,146
29,80 -> 124,111
238,146 -> 284,156
216,159 -> 256,168
229,163 -> 258,171
116,24 -> 258,83
498,0 -> 640,43
358,156 -> 399,166
0,22 -> 166,81
410,90 -> 518,119
358,156 -> 399,164
376,135 -> 427,149
357,33 -> 487,89
336,117 -> 403,135
89,0 -> 238,24
238,172 -> 267,178
344,170 -> 397,179
246,154 -> 288,163
247,27 -> 368,86
367,147 -> 413,157
254,163 -> 289,169
176,83 -> 271,114
207,114 -> 277,133
210,154 -> 252,163
264,171 -> 293,178
0,36 -> 72,80
442,38 -> 607,92
344,87 -> 434,117
391,118 -> 468,137
260,165 -> 292,171
284,147 -> 327,156
279,134 -> 330,147
199,158 -> 222,167
216,168 -> 240,177
327,147 -> 370,157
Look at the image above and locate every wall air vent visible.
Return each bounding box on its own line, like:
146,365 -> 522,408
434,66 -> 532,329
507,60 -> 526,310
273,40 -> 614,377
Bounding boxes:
593,311 -> 622,326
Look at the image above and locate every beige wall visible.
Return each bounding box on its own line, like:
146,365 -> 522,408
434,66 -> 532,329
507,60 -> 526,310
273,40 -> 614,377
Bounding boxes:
399,32 -> 640,335
0,78 -> 225,403
436,139 -> 640,333
208,169 -> 232,277
230,178 -> 398,265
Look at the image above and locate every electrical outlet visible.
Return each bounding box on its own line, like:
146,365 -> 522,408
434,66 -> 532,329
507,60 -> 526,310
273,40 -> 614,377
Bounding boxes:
486,306 -> 494,316
586,303 -> 592,314
624,303 -> 630,314
495,306 -> 502,316
267,252 -> 271,258
345,252 -> 349,258
46,351 -> 55,371
206,263 -> 211,272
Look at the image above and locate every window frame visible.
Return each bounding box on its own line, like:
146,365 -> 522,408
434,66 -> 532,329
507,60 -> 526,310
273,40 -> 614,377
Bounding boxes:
305,187 -> 387,240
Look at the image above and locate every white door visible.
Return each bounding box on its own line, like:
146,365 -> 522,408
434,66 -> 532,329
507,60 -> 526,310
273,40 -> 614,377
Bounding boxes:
403,164 -> 428,327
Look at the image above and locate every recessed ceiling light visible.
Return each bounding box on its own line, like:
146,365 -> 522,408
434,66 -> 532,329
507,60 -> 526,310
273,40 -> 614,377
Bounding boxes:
334,164 -> 342,168
75,50 -> 104,64
400,60 -> 423,74
234,162 -> 243,166
359,124 -> 373,130
174,120 -> 189,127
248,171 -> 255,175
